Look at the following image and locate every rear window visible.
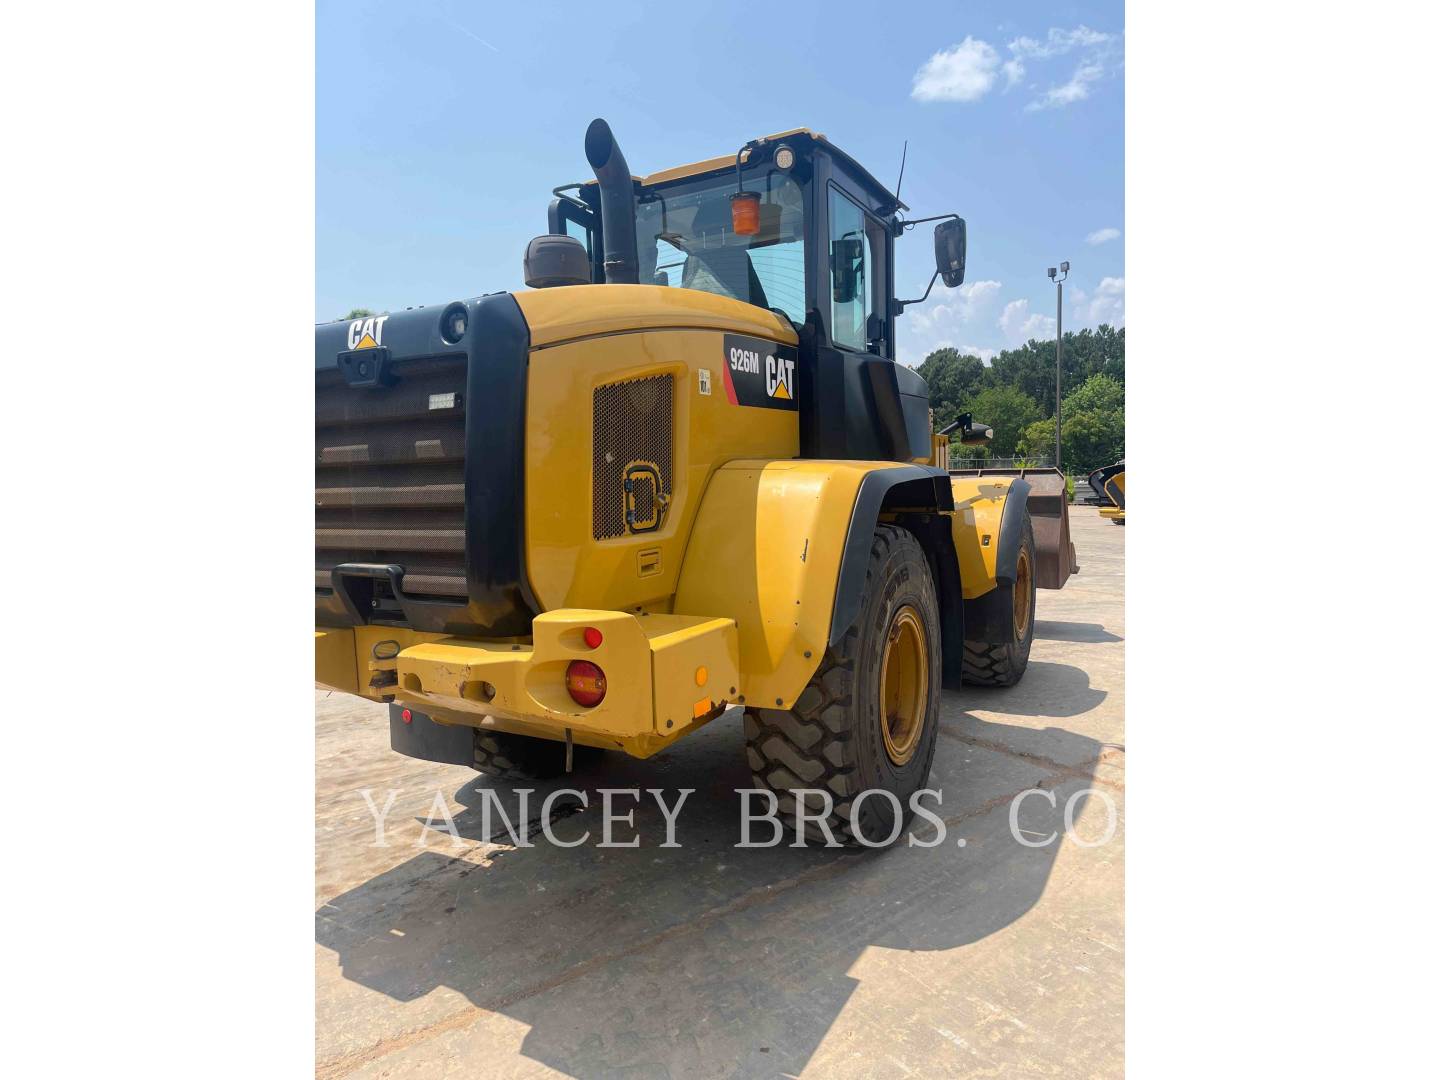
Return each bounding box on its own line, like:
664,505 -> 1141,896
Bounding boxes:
635,172 -> 806,323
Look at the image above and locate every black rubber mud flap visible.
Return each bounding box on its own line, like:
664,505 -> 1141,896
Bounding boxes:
389,705 -> 475,766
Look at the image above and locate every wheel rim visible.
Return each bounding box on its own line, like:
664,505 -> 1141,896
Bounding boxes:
1013,546 -> 1033,639
879,605 -> 929,766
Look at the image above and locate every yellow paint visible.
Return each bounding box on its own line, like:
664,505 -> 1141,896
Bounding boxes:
519,317 -> 799,616
315,625 -> 449,699
354,333 -> 378,349
947,474 -> 1021,600
315,629 -> 358,693
673,459 -> 914,708
649,613 -> 739,737
928,433 -> 950,470
515,284 -> 796,348
388,609 -> 739,758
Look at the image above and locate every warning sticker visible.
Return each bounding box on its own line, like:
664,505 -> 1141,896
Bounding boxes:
721,334 -> 799,411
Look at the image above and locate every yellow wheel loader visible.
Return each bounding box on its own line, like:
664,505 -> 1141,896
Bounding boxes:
315,120 -> 1078,844
1087,461 -> 1126,524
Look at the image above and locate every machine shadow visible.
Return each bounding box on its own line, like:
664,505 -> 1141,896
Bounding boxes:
317,705 -> 1104,1077
1034,619 -> 1124,644
955,659 -> 1108,718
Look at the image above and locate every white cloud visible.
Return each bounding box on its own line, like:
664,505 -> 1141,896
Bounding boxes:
912,37 -> 1001,102
1086,227 -> 1121,245
1022,313 -> 1057,338
907,279 -> 1002,333
912,25 -> 1118,111
1075,276 -> 1125,326
960,344 -> 998,363
1009,26 -> 1111,60
998,299 -> 1027,337
899,280 -> 1003,365
1025,59 -> 1107,111
999,298 -> 1056,342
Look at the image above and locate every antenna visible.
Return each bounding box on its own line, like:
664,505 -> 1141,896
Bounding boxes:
894,140 -> 908,207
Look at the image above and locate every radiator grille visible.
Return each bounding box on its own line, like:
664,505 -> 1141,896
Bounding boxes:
316,354 -> 468,602
592,374 -> 673,540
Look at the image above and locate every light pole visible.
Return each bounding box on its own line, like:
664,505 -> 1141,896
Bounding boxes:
1046,261 -> 1069,470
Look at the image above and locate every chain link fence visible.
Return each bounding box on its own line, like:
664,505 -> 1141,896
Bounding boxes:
946,455 -> 1053,471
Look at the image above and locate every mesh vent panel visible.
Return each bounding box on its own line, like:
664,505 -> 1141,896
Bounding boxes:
592,374 -> 673,540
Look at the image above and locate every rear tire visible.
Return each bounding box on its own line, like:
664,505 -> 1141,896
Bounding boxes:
961,517 -> 1037,687
473,730 -> 597,781
745,524 -> 942,846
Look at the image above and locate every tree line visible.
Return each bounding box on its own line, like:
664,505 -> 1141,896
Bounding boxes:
917,324 -> 1124,475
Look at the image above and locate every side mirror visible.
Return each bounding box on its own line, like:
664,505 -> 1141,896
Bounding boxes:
938,411 -> 992,445
958,416 -> 992,446
524,235 -> 590,288
831,236 -> 863,304
934,218 -> 966,287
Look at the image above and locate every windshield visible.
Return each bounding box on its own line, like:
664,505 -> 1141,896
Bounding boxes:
635,170 -> 806,323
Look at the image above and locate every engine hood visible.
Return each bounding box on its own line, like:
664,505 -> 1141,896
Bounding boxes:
513,284 -> 799,349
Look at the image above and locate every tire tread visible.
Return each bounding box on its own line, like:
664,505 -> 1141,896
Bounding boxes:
744,524 -> 933,846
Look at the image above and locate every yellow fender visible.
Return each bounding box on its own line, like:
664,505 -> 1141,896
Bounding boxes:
674,459 -> 959,707
947,474 -> 1039,645
947,474 -> 1022,600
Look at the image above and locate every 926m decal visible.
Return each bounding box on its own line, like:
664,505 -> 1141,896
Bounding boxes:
721,334 -> 798,411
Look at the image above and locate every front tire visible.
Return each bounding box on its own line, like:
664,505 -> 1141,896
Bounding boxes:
961,517 -> 1037,687
744,524 -> 942,846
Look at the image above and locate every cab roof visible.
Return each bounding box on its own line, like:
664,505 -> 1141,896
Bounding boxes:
580,128 -> 907,212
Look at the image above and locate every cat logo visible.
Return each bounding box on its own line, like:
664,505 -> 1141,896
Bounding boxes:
721,333 -> 798,412
346,314 -> 390,350
766,353 -> 795,400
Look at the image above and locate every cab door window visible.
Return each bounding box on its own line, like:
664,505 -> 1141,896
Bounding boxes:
829,186 -> 883,352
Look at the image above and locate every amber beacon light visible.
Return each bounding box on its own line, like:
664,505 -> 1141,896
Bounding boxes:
730,191 -> 761,236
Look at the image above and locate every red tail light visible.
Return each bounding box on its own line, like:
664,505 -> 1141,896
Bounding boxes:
401,708 -> 413,724
565,660 -> 607,707
583,626 -> 604,649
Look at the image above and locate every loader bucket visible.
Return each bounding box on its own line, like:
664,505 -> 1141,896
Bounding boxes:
1103,468 -> 1125,510
949,466 -> 1079,590
1090,461 -> 1125,509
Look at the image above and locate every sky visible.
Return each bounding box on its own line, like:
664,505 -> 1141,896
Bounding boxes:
317,0 -> 1124,367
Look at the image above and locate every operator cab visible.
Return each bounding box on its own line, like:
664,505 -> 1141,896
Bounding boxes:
534,122 -> 968,464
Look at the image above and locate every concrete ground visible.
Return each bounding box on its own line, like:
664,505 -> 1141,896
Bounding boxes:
315,510 -> 1124,1079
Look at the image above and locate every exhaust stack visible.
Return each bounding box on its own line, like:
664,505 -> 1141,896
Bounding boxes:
584,118 -> 640,285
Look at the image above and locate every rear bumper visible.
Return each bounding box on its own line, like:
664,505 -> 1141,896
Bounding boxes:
316,608 -> 740,757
